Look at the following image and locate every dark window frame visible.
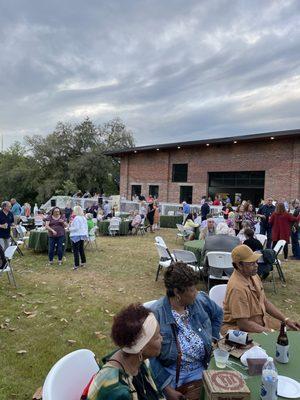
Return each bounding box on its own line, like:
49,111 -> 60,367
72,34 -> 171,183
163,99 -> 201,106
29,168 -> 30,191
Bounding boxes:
131,185 -> 141,198
180,186 -> 193,203
172,163 -> 188,182
149,185 -> 159,198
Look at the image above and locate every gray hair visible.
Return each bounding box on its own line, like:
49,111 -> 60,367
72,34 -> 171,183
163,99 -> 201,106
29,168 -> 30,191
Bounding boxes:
216,222 -> 230,235
1,201 -> 11,209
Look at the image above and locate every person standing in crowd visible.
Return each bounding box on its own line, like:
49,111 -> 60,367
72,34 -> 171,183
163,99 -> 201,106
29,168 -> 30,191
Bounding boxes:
234,204 -> 245,235
182,201 -> 191,222
69,205 -> 88,270
22,202 -> 31,218
201,198 -> 210,221
222,203 -> 233,220
257,198 -> 275,248
269,202 -> 300,261
153,201 -> 160,231
86,213 -> 95,233
213,195 -> 221,206
103,200 -> 112,219
242,202 -> 256,230
10,198 -> 22,224
146,201 -> 155,232
0,201 -> 14,250
64,202 -> 73,223
291,199 -> 300,260
45,207 -> 68,266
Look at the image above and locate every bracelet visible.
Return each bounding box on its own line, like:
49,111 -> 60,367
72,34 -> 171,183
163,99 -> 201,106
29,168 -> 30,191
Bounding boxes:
284,317 -> 290,322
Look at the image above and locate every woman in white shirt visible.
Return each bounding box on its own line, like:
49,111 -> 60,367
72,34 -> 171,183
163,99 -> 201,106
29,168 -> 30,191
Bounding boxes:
68,206 -> 88,270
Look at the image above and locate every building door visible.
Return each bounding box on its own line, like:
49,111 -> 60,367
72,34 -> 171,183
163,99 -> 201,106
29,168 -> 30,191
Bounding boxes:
180,186 -> 193,204
208,171 -> 265,206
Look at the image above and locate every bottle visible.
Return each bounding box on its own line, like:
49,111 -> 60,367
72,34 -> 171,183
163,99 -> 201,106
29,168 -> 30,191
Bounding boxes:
33,203 -> 38,215
275,322 -> 289,363
260,357 -> 278,400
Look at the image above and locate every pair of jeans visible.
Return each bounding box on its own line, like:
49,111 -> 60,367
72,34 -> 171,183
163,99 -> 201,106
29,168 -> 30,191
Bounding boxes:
48,236 -> 64,262
291,230 -> 300,259
72,240 -> 86,268
260,224 -> 272,248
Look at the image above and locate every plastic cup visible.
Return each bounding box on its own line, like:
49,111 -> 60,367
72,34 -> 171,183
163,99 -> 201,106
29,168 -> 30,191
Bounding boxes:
214,349 -> 230,368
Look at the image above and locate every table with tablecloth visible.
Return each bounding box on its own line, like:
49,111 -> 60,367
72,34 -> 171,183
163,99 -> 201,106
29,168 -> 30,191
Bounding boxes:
97,220 -> 130,235
28,230 -> 72,252
208,332 -> 300,400
183,240 -> 205,264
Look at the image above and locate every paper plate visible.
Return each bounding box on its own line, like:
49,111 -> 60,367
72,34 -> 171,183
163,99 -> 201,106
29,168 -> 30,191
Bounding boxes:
240,346 -> 267,366
277,376 -> 300,399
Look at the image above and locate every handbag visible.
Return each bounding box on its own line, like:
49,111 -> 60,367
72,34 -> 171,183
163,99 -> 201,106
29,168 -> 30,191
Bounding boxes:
171,324 -> 203,400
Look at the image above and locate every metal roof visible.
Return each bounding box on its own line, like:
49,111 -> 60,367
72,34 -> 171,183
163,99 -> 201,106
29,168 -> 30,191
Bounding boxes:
105,128 -> 300,156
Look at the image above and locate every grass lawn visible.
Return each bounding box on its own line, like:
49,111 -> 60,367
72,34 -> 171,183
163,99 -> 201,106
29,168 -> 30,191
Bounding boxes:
1,228 -> 300,399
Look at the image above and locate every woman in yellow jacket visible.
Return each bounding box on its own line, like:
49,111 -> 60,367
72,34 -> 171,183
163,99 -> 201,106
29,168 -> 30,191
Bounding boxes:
183,213 -> 199,240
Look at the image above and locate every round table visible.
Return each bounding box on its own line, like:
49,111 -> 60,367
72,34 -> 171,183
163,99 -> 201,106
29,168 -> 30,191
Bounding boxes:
183,240 -> 205,264
28,230 -> 72,252
97,220 -> 130,235
208,332 -> 300,400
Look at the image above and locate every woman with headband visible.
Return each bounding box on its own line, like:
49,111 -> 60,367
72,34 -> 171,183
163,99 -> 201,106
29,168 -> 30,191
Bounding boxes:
81,303 -> 164,400
150,262 -> 223,400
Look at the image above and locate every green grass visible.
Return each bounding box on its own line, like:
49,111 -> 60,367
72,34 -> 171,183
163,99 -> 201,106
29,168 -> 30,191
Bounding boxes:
0,229 -> 299,399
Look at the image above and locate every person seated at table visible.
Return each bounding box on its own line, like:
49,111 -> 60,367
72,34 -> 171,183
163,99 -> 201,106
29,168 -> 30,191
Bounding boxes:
183,213 -> 199,241
222,245 -> 300,334
202,222 -> 240,278
86,213 -> 95,233
81,303 -> 163,400
243,228 -> 263,252
237,220 -> 252,243
150,262 -> 223,399
200,213 -> 213,229
96,208 -> 104,222
128,210 -> 142,234
199,217 -> 216,240
226,211 -> 235,230
222,203 -> 233,220
34,210 -> 45,227
45,207 -> 68,266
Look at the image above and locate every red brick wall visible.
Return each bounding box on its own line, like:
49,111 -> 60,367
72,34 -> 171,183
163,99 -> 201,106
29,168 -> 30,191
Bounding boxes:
119,137 -> 300,202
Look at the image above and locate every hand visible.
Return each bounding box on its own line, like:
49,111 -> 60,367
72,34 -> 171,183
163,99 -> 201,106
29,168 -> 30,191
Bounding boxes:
286,319 -> 300,331
3,223 -> 8,229
164,386 -> 186,400
52,230 -> 57,236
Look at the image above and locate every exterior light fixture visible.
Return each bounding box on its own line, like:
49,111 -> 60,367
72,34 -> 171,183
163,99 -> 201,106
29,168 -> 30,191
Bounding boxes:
270,137 -> 274,140
234,141 -> 237,144
134,150 -> 137,153
206,143 -> 210,147
177,146 -> 181,149
156,148 -> 160,151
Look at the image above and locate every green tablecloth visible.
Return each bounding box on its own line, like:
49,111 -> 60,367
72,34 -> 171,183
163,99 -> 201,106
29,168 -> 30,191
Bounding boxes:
28,230 -> 72,252
160,215 -> 183,228
208,332 -> 300,400
97,220 -> 130,235
184,240 -> 205,264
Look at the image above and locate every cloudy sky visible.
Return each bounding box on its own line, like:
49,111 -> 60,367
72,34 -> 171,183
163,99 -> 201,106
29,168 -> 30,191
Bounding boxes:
1,0 -> 300,148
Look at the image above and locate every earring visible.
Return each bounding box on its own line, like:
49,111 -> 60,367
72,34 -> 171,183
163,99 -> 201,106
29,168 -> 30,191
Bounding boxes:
138,352 -> 143,362
176,295 -> 181,303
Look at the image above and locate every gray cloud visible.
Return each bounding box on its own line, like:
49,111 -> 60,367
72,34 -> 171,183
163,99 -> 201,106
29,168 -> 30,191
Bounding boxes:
0,0 -> 300,148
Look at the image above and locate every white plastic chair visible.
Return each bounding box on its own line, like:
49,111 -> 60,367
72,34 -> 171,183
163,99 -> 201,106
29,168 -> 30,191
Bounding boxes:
273,239 -> 287,284
176,224 -> 189,242
42,349 -> 99,400
209,284 -> 227,308
256,234 -> 267,248
143,299 -> 157,309
167,211 -> 175,216
155,243 -> 173,281
172,249 -> 203,275
206,251 -> 233,290
0,245 -> 18,287
16,225 -> 30,248
155,236 -> 167,247
108,218 -> 121,236
85,227 -> 97,249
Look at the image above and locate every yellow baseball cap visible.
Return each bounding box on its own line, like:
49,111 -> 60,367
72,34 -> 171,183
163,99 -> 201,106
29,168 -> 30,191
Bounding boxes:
232,245 -> 261,264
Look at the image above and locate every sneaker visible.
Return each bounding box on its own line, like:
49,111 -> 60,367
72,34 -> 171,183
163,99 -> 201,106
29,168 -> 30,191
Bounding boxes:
58,261 -> 62,266
73,266 -> 78,270
80,263 -> 86,268
46,261 -> 54,266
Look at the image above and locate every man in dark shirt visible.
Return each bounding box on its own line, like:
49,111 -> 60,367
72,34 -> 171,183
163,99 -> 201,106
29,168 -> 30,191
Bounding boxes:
0,201 -> 14,250
243,228 -> 263,252
201,199 -> 210,221
257,198 -> 275,248
291,200 -> 300,260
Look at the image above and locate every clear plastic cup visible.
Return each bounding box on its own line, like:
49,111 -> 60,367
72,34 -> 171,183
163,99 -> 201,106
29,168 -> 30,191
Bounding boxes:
214,348 -> 230,368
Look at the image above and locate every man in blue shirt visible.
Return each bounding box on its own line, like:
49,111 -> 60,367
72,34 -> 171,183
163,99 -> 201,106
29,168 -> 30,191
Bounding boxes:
0,201 -> 14,250
182,201 -> 191,223
10,198 -> 22,224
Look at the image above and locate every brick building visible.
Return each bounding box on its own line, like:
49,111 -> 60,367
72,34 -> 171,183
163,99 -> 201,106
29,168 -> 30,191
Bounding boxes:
107,129 -> 300,206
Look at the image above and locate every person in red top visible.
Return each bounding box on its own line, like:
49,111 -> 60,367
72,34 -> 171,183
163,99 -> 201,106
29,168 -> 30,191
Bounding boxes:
269,202 -> 300,261
213,195 -> 221,206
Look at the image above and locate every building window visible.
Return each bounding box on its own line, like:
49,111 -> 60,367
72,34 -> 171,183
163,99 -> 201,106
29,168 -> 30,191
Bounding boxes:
149,185 -> 159,199
172,163 -> 188,182
180,186 -> 193,204
131,185 -> 141,199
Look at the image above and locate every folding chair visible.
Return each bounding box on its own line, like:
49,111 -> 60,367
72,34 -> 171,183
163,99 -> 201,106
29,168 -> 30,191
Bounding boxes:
108,218 -> 120,236
273,240 -> 286,284
0,245 -> 18,288
16,225 -> 30,248
85,227 -> 97,249
136,217 -> 147,235
42,349 -> 99,400
154,243 -> 174,281
10,235 -> 24,256
172,249 -> 204,277
256,234 -> 267,248
209,284 -> 227,308
155,236 -> 167,247
176,224 -> 189,242
143,299 -> 158,309
206,251 -> 233,290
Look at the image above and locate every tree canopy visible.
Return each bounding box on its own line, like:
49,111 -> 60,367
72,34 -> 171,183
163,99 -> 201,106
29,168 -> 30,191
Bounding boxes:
0,117 -> 134,205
